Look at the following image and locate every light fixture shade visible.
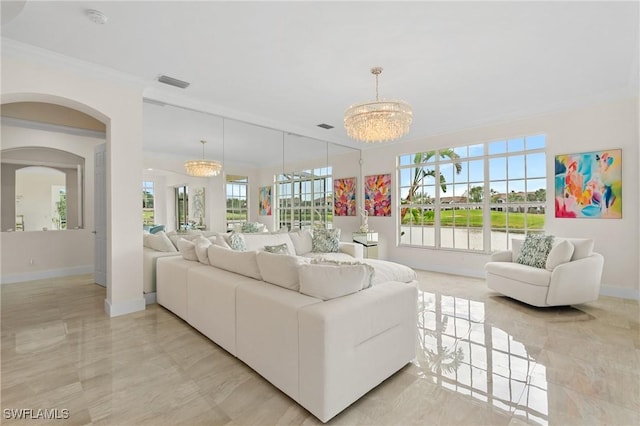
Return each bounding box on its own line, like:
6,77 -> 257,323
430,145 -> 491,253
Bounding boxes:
344,67 -> 412,143
184,159 -> 222,177
344,100 -> 412,143
184,140 -> 222,177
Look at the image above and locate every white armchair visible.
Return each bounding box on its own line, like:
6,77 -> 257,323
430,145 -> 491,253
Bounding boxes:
485,238 -> 604,307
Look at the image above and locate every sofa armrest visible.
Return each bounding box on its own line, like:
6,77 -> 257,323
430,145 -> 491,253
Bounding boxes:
490,250 -> 513,262
298,282 -> 416,422
547,253 -> 604,305
339,242 -> 363,259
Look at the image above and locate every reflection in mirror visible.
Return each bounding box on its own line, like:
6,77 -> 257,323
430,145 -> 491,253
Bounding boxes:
226,175 -> 248,231
1,147 -> 84,232
279,134 -> 332,230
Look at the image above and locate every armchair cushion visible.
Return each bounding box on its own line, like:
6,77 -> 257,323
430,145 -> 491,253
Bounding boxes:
516,234 -> 554,269
545,239 -> 575,271
485,261 -> 551,287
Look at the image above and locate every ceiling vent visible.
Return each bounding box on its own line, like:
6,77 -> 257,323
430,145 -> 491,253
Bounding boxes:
317,123 -> 334,130
157,75 -> 190,89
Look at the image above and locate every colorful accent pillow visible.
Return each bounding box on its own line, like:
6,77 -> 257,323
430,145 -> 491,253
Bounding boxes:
516,234 -> 554,269
264,243 -> 290,254
241,222 -> 260,233
311,228 -> 341,253
228,232 -> 246,251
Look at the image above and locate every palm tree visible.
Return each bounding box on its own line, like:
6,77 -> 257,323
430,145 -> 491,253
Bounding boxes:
401,149 -> 462,220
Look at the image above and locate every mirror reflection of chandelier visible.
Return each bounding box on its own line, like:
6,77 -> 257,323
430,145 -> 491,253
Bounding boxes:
344,67 -> 412,143
184,140 -> 222,177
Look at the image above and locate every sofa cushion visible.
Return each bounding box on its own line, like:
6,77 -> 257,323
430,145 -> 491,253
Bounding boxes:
177,238 -> 198,261
214,234 -> 231,249
545,239 -> 575,271
298,263 -> 369,300
194,236 -> 212,265
144,231 -> 178,252
242,232 -> 295,255
207,245 -> 262,280
166,231 -> 202,250
516,234 -> 554,269
311,228 -> 341,253
289,229 -> 313,255
485,261 -> 552,287
256,251 -> 310,291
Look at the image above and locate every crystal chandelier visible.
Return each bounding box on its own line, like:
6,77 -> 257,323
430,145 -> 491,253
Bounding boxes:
184,140 -> 222,177
344,67 -> 412,143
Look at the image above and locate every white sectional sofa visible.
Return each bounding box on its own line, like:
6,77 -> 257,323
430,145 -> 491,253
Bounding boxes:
156,229 -> 418,422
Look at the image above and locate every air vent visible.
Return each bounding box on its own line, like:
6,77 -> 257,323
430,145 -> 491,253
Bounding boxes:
157,75 -> 190,89
317,123 -> 334,130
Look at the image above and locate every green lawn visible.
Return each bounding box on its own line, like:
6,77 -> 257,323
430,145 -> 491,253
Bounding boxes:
401,208 -> 544,230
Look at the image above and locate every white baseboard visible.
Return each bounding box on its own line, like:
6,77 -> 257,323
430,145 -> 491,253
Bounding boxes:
599,285 -> 640,300
144,292 -> 157,305
1,266 -> 93,284
104,297 -> 146,317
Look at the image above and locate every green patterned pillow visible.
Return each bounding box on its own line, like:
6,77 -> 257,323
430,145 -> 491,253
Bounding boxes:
311,228 -> 341,253
228,232 -> 246,251
516,234 -> 554,269
264,243 -> 290,255
241,222 -> 259,233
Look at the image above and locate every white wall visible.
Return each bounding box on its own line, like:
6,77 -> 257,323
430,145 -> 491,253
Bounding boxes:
360,97 -> 639,299
2,55 -> 145,316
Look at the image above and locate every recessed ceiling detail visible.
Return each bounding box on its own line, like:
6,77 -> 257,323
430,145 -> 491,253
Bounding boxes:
86,9 -> 108,25
317,123 -> 334,130
157,75 -> 190,89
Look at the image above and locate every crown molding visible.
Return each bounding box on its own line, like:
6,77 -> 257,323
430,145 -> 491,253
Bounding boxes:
2,38 -> 148,90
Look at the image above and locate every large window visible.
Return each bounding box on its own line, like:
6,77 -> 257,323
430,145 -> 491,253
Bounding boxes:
276,167 -> 332,230
399,135 -> 546,252
226,175 -> 248,230
142,181 -> 154,226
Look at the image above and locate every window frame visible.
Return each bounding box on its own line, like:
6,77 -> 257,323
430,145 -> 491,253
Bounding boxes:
276,166 -> 333,231
226,175 -> 248,231
142,180 -> 155,226
398,135 -> 546,253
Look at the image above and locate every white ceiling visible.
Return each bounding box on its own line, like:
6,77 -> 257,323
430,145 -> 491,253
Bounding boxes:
2,1 -> 638,163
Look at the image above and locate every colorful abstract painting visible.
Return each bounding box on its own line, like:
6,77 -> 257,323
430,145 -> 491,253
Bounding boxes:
259,186 -> 272,216
364,174 -> 392,217
555,149 -> 622,218
334,177 -> 357,216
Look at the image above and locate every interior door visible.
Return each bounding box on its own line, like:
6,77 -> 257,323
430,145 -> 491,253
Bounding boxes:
94,143 -> 107,287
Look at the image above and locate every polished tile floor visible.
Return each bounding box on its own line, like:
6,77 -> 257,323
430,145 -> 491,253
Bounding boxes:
1,271 -> 638,425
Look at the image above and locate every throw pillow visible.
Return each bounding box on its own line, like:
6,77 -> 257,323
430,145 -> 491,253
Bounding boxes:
545,239 -> 575,271
256,251 -> 310,291
311,228 -> 341,253
214,234 -> 231,249
298,263 -> 368,300
516,233 -> 554,269
228,232 -> 246,251
289,229 -> 313,255
193,236 -> 212,265
207,245 -> 262,280
145,231 -> 178,252
241,222 -> 259,233
177,238 -> 198,261
264,243 -> 290,254
310,258 -> 375,289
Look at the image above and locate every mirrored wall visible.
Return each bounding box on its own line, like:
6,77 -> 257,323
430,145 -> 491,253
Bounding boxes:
142,101 -> 361,233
